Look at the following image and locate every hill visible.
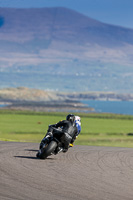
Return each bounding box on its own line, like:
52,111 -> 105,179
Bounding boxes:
0,7 -> 133,92
0,87 -> 93,112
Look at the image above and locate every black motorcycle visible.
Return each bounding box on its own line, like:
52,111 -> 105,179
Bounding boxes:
36,127 -> 65,159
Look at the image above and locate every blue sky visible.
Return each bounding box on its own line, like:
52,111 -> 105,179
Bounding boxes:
0,0 -> 133,29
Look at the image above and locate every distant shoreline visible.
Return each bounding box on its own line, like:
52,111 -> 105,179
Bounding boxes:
0,100 -> 94,113
1,87 -> 133,102
1,87 -> 133,113
63,92 -> 133,102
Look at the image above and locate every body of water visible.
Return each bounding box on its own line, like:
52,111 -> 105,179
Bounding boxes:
81,100 -> 133,115
0,104 -> 7,108
1,101 -> 133,115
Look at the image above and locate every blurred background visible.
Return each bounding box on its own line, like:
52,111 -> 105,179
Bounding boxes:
1,0 -> 133,146
0,0 -> 133,114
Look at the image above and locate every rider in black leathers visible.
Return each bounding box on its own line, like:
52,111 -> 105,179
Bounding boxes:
40,114 -> 78,153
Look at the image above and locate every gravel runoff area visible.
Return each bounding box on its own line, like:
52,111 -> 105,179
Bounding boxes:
0,141 -> 133,200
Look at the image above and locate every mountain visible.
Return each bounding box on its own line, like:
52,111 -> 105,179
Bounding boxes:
0,7 -> 133,92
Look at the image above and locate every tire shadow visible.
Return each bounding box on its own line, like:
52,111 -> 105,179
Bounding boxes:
24,149 -> 38,152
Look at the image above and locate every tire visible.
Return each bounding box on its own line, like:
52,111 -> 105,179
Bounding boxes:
40,141 -> 57,159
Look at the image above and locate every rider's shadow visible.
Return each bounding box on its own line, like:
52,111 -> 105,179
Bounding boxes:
13,149 -> 39,159
14,149 -> 56,160
14,155 -> 55,160
14,155 -> 38,160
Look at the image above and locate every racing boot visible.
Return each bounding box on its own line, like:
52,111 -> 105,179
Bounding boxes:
62,144 -> 69,153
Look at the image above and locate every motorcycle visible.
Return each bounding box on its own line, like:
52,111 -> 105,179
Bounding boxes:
36,127 -> 67,159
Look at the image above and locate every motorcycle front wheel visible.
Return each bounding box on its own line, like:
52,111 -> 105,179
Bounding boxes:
39,141 -> 57,159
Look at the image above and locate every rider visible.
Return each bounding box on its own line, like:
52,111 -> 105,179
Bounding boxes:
70,115 -> 81,146
75,115 -> 81,135
40,114 -> 81,153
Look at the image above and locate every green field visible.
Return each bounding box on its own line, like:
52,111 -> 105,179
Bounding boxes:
1,109 -> 133,148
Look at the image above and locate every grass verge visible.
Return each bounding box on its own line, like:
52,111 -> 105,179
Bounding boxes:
1,109 -> 133,147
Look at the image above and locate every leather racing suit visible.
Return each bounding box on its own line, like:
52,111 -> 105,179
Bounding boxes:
41,119 -> 78,152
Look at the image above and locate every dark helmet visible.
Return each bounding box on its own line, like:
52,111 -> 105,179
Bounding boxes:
66,114 -> 75,123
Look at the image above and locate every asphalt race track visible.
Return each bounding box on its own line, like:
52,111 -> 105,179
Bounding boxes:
1,141 -> 133,200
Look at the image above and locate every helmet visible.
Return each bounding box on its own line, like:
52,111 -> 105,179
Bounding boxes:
66,114 -> 75,123
75,116 -> 81,126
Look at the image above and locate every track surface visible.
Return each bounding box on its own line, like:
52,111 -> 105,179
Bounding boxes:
1,141 -> 133,200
